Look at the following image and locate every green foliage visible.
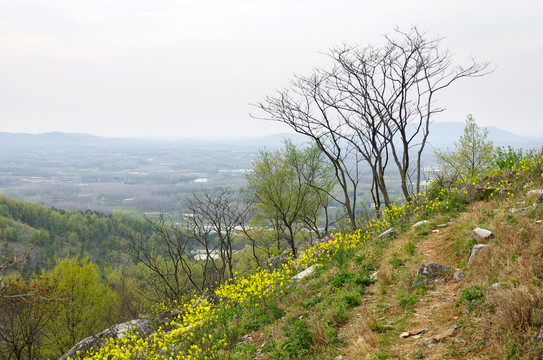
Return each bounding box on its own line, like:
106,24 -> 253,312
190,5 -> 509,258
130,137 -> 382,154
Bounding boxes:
343,292 -> 362,307
389,255 -> 406,269
457,285 -> 486,311
242,301 -> 284,332
330,271 -> 354,288
303,295 -> 323,309
434,115 -> 495,184
495,146 -> 525,171
231,341 -> 258,360
396,294 -> 418,308
405,241 -> 416,256
40,257 -> 120,358
245,140 -> 335,256
277,320 -> 313,359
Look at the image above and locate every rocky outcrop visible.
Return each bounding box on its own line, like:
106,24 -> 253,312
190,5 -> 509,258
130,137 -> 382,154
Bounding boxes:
58,318 -> 151,360
432,327 -> 456,342
510,203 -> 537,213
412,263 -> 452,287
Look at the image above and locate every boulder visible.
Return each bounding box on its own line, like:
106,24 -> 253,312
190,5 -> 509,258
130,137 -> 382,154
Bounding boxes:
527,189 -> 543,202
378,228 -> 395,239
468,244 -> 489,265
59,318 -> 151,360
412,262 -> 452,287
471,228 -> 494,242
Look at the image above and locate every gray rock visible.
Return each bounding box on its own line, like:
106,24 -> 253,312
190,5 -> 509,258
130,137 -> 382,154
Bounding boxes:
412,262 -> 452,287
468,244 -> 489,265
527,189 -> 543,202
510,203 -> 537,213
59,318 -> 151,360
378,228 -> 395,239
471,228 -> 494,242
453,269 -> 465,281
292,264 -> 319,280
413,220 -> 430,228
262,255 -> 288,272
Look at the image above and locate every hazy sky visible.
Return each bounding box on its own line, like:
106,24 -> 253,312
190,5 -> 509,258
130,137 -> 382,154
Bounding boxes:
1,0 -> 541,139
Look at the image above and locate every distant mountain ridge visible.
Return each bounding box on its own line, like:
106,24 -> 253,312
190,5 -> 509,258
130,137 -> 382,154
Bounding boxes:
1,122 -> 539,150
426,122 -> 542,149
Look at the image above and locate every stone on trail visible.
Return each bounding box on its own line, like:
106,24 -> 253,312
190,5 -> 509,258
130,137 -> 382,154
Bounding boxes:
453,269 -> 465,281
432,328 -> 456,342
412,263 -> 452,287
471,227 -> 494,242
412,220 -> 429,228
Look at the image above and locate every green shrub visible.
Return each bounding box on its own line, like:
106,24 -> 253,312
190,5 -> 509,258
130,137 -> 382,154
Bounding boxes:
388,255 -> 406,269
330,271 -> 354,288
495,146 -> 524,171
278,320 -> 313,359
303,295 -> 323,309
344,292 -> 362,307
231,341 -> 258,359
405,241 -> 416,256
457,285 -> 486,311
396,294 -> 418,308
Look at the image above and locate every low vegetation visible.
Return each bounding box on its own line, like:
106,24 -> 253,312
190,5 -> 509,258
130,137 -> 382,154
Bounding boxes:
46,147 -> 540,359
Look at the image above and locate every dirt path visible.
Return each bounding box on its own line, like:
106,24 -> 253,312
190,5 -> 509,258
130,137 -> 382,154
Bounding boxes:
338,217 -> 472,359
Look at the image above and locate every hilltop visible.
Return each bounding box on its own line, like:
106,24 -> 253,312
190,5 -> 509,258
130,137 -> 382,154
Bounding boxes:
63,150 -> 543,359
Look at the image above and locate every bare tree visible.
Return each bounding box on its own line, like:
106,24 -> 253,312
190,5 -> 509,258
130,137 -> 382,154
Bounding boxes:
130,188 -> 251,302
253,87 -> 363,231
130,214 -> 199,303
184,188 -> 251,286
254,26 -> 491,215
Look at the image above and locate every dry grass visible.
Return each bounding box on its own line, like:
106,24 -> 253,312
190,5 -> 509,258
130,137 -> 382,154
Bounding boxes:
342,307 -> 378,359
485,286 -> 543,359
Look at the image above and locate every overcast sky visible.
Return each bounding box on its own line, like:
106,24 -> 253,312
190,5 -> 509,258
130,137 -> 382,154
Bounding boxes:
0,0 -> 541,139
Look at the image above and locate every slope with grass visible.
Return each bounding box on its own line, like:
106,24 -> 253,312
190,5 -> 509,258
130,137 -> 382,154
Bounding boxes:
77,150 -> 543,360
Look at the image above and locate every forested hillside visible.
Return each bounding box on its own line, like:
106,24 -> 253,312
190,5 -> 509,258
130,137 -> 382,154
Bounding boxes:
0,195 -> 153,274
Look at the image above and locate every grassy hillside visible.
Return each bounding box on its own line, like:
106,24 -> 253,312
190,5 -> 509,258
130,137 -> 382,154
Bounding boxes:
74,149 -> 543,359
